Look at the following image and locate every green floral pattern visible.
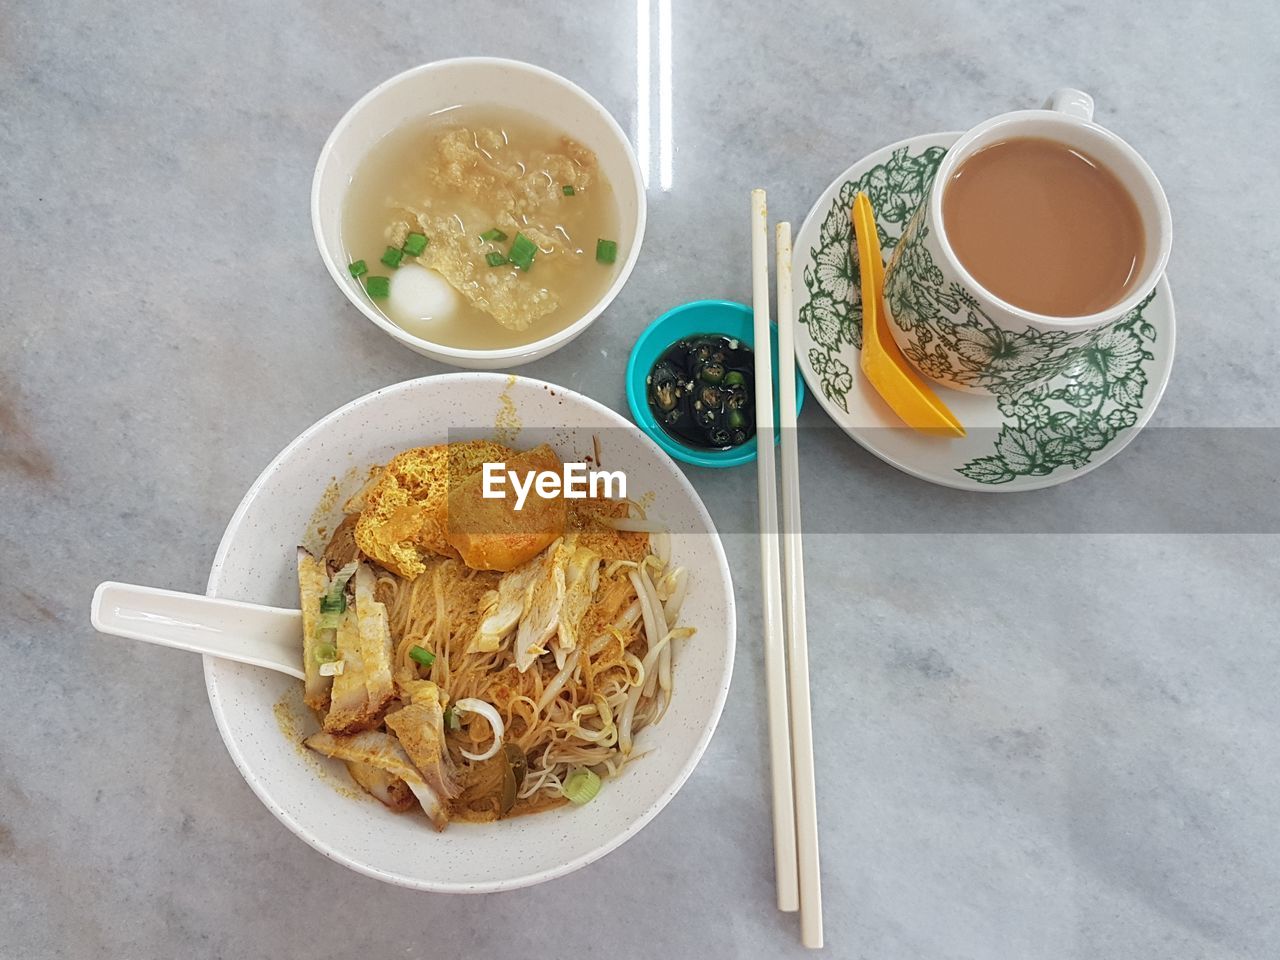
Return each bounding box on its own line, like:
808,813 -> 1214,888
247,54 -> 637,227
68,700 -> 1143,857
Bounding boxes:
956,291 -> 1157,483
799,145 -> 947,407
799,142 -> 1162,486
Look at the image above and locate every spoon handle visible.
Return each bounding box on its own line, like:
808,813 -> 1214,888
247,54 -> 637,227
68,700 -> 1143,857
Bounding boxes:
91,582 -> 304,679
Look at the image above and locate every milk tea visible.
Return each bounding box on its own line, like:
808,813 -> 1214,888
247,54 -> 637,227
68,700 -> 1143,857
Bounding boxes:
942,137 -> 1145,317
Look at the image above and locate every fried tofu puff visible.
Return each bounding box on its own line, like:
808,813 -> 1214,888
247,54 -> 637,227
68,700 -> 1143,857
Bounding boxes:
353,440 -> 513,578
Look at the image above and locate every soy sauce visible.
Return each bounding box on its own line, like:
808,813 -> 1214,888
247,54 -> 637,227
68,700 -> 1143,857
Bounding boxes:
647,334 -> 755,449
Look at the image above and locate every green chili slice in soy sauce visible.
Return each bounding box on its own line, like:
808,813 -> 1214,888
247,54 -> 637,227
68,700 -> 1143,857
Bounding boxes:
647,335 -> 755,449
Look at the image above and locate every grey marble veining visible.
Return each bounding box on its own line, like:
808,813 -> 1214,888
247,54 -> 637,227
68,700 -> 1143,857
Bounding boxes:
3,1 -> 1279,957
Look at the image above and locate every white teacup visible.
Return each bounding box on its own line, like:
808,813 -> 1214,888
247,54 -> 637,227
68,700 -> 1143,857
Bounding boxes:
883,89 -> 1172,395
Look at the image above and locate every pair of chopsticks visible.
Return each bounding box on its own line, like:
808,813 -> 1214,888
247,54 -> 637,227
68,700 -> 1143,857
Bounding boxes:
751,189 -> 823,949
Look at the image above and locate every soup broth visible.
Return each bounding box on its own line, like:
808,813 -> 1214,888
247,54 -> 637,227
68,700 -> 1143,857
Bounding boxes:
343,106 -> 622,349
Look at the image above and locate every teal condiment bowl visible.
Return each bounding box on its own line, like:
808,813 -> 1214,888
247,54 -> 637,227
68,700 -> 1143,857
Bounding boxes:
625,299 -> 806,468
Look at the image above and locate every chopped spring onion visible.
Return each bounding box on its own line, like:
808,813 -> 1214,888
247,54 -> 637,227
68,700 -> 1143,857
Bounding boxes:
326,562 -> 359,602
316,607 -> 343,632
311,562 -> 359,675
315,562 -> 358,636
402,232 -> 428,256
380,246 -> 404,269
444,706 -> 460,731
317,560 -> 358,619
508,232 -> 538,271
348,259 -> 368,278
409,645 -> 436,667
365,275 -> 390,298
480,227 -> 508,243
452,698 -> 505,762
485,251 -> 508,267
562,768 -> 602,805
319,592 -> 346,614
562,184 -> 575,196
595,239 -> 618,264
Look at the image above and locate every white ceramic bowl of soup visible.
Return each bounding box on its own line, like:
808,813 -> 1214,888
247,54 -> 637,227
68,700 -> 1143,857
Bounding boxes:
205,373 -> 735,891
312,59 -> 647,369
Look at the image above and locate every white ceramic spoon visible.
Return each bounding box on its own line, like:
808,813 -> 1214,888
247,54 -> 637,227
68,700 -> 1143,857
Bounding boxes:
91,582 -> 303,678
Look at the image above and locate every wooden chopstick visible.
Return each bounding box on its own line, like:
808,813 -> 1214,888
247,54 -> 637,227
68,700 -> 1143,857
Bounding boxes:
775,221 -> 824,949
750,188 -> 800,914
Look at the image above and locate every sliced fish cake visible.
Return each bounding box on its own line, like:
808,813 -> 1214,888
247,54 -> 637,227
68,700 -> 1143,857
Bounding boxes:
305,730 -> 449,830
297,548 -> 332,712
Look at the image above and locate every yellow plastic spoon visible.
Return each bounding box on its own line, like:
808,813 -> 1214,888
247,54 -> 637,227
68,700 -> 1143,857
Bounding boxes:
852,192 -> 965,437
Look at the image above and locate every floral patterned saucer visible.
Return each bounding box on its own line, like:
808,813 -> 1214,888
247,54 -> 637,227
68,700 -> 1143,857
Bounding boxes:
792,132 -> 1176,492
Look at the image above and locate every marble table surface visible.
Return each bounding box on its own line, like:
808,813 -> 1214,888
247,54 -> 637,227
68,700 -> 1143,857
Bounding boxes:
4,1 -> 1279,957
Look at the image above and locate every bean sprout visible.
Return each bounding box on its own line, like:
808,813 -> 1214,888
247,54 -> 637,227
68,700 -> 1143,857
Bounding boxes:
637,564 -> 671,697
452,698 -> 504,762
662,567 -> 689,622
618,628 -> 695,754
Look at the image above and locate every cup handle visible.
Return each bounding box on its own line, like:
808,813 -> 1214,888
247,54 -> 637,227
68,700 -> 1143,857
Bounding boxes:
1044,88 -> 1095,121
